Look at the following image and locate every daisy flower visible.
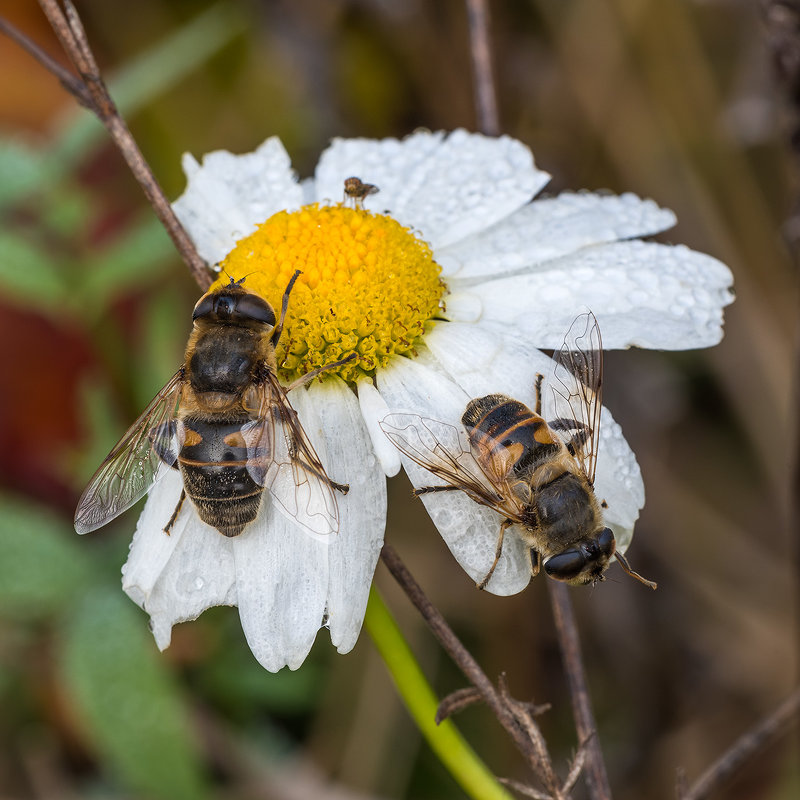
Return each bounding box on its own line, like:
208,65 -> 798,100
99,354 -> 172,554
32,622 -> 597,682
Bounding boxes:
120,129 -> 733,671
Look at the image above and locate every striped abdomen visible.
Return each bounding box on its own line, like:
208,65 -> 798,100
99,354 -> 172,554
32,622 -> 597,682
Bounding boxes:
178,418 -> 263,537
461,394 -> 561,481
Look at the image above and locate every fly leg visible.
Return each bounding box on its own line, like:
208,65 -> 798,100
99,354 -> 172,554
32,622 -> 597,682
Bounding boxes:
281,418 -> 349,495
548,418 -> 591,457
412,484 -> 461,497
534,373 -> 544,415
284,352 -> 357,391
163,489 -> 186,535
271,270 -> 302,346
292,455 -> 349,495
477,518 -> 512,590
529,548 -> 541,578
615,551 -> 658,590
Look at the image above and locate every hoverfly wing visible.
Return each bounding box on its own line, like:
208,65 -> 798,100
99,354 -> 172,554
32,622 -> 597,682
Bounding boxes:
242,374 -> 340,537
551,312 -> 603,484
74,369 -> 185,534
380,413 -> 511,513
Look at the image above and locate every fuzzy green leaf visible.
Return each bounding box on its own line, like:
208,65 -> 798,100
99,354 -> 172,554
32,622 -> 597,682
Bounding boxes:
0,496 -> 91,619
60,588 -> 209,800
0,232 -> 67,308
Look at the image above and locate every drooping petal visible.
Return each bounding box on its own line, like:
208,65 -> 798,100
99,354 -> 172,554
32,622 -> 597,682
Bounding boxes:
377,353 -> 532,595
122,470 -> 237,650
357,378 -> 402,477
305,378 -> 387,653
232,391 -> 332,672
438,290 -> 483,323
464,240 -> 734,350
436,192 -> 677,280
424,322 -> 644,553
314,129 -> 550,249
173,137 -> 303,264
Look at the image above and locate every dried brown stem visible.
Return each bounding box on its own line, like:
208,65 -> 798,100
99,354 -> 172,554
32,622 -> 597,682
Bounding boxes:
380,544 -> 577,799
435,686 -> 484,723
677,686 -> 800,800
547,580 -> 612,800
465,0 -> 500,135
0,16 -> 92,107
498,674 -> 561,795
0,1 -> 211,290
498,777 -> 553,800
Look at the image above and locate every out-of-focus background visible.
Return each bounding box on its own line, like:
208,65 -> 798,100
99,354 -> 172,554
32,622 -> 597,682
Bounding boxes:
0,1 -> 797,798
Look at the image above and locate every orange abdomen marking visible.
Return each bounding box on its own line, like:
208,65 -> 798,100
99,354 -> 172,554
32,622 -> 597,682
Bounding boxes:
462,395 -> 562,478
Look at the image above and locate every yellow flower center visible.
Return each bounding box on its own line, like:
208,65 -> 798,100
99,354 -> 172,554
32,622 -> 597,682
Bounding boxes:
214,204 -> 445,384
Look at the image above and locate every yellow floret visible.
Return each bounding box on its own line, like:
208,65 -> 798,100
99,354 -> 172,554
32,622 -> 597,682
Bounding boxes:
214,204 -> 445,384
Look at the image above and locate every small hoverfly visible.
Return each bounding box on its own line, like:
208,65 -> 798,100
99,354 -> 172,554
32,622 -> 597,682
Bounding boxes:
343,176 -> 379,208
74,271 -> 353,539
380,313 -> 656,590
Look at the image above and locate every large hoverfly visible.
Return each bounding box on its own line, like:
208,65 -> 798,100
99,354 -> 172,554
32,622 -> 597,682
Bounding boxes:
381,313 -> 655,590
75,271 -> 352,538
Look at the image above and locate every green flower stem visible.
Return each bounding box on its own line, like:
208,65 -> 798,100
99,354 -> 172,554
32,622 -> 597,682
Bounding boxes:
364,587 -> 513,800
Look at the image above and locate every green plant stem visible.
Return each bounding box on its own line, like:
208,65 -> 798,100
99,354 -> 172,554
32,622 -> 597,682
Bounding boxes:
364,587 -> 513,800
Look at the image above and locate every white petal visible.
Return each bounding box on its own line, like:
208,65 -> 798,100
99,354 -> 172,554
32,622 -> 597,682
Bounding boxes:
314,130 -> 550,249
307,378 -> 386,653
232,510 -> 328,672
438,192 -> 677,280
462,241 -> 734,350
233,392 -> 331,672
357,379 -> 402,477
439,290 -> 482,323
122,471 -> 236,650
425,322 -> 643,551
377,355 -> 531,595
172,137 -> 303,265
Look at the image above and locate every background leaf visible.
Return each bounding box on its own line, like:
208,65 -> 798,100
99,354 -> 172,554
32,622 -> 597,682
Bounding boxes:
60,586 -> 210,800
0,496 -> 91,619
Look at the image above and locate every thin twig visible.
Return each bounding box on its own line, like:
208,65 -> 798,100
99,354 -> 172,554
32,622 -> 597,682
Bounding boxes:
498,777 -> 552,800
465,0 -> 500,135
436,686 -> 484,723
562,740 -> 591,796
0,1 -> 211,290
0,16 -> 92,107
380,544 -> 576,798
381,545 -> 538,765
677,686 -> 800,800
498,675 -> 562,796
547,581 -> 612,800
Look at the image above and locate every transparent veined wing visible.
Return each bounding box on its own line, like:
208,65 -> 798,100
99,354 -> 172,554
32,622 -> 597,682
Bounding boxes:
380,412 -> 523,519
242,372 -> 342,537
74,369 -> 184,533
550,312 -> 603,484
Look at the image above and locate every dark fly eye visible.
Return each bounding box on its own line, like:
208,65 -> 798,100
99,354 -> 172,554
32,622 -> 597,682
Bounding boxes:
235,294 -> 276,325
192,294 -> 214,320
544,549 -> 587,581
597,527 -> 616,556
192,290 -> 276,325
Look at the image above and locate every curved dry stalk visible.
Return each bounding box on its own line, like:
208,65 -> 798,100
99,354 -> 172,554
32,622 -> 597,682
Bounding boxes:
0,1 -> 211,290
381,544 -> 582,799
547,581 -> 612,800
677,686 -> 800,800
465,0 -> 500,136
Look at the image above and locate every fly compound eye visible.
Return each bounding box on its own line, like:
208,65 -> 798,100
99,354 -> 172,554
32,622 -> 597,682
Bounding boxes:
597,527 -> 616,557
544,549 -> 587,581
235,294 -> 276,325
192,293 -> 215,320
